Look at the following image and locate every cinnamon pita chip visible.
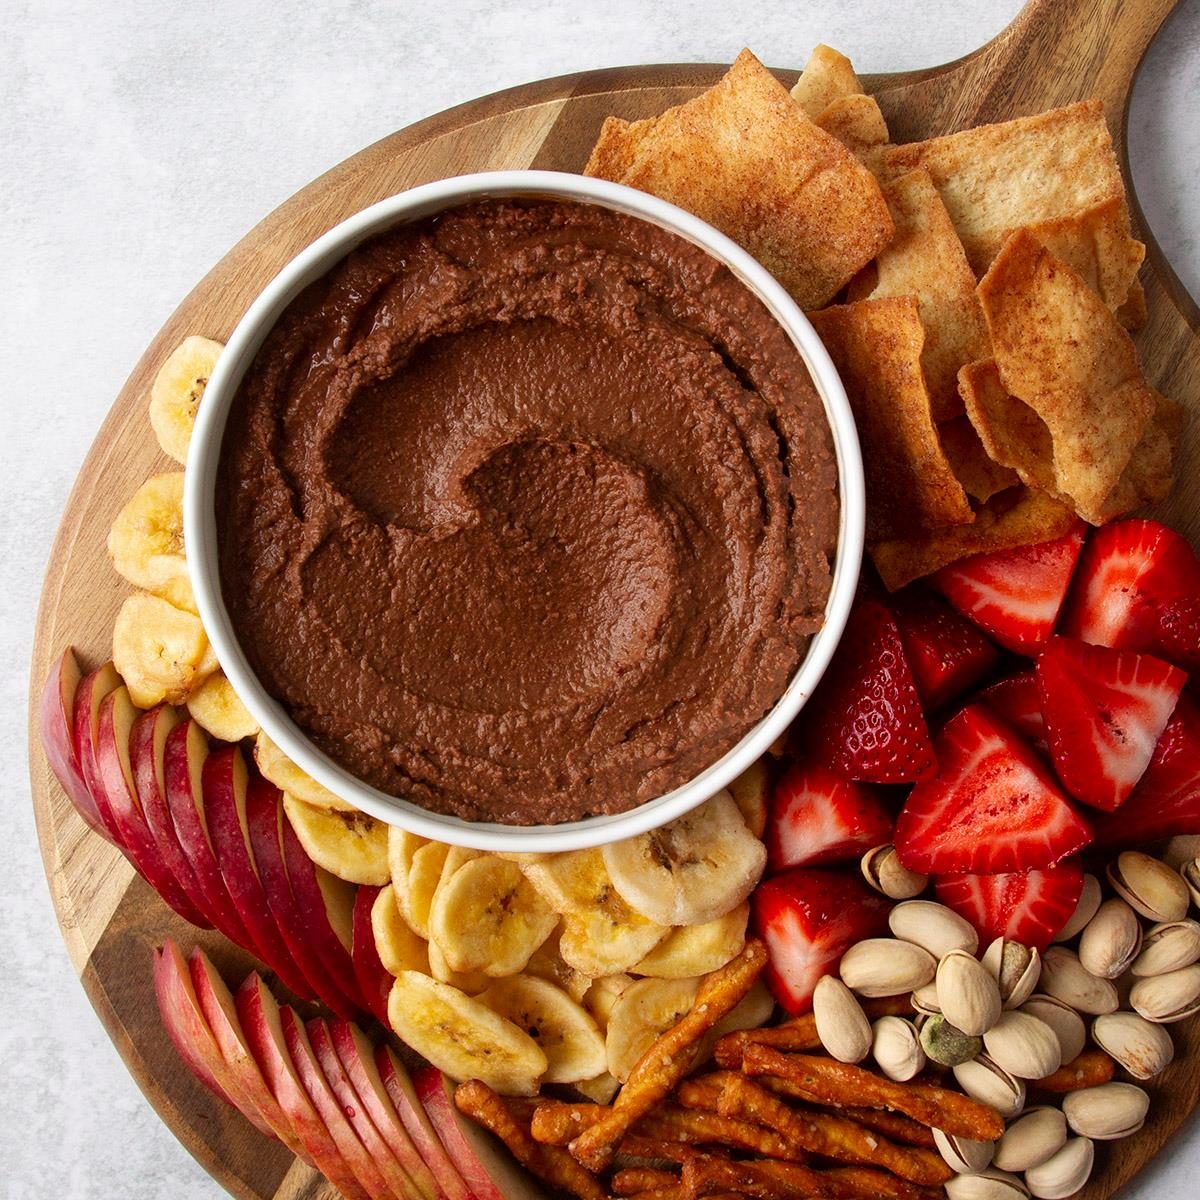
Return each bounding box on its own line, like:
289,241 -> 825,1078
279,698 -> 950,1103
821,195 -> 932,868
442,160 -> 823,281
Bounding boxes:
939,413 -> 1019,502
584,48 -> 893,309
1117,280 -> 1149,331
816,93 -> 891,173
808,297 -> 972,540
870,487 -> 1078,591
790,44 -> 862,118
884,101 -> 1129,275
848,169 -> 988,421
977,229 -> 1157,524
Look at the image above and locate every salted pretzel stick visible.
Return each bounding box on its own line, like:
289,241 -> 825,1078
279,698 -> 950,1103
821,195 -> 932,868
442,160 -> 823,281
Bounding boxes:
613,1167 -> 679,1194
643,1103 -> 808,1161
742,1045 -> 1005,1141
716,1073 -> 950,1186
714,995 -> 914,1068
1034,1048 -> 1116,1093
570,941 -> 768,1172
682,1152 -> 935,1200
619,1189 -> 681,1200
841,1107 -> 938,1149
617,1134 -> 695,1164
530,1101 -> 605,1144
453,1080 -> 606,1200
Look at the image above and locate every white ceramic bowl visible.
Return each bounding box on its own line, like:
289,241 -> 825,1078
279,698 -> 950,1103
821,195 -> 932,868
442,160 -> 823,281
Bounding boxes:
185,169 -> 864,851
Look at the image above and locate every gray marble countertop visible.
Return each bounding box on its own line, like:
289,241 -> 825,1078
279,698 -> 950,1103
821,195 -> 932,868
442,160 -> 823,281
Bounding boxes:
2,0 -> 1197,1195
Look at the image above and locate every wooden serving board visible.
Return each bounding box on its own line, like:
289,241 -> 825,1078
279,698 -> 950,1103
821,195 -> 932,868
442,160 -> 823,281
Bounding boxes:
26,0 -> 1200,1196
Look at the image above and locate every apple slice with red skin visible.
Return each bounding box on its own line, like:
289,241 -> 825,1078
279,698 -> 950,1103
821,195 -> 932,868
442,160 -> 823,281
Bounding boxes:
330,1021 -> 446,1200
186,947 -> 310,1161
280,804 -> 365,1013
376,1046 -> 472,1200
309,1017 -> 424,1200
40,648 -> 108,837
414,1066 -> 545,1200
279,1005 -> 399,1199
353,884 -> 393,1026
236,973 -> 371,1200
94,687 -> 210,925
163,720 -> 258,952
203,745 -> 313,998
72,661 -> 129,845
243,773 -> 357,1015
131,704 -> 221,925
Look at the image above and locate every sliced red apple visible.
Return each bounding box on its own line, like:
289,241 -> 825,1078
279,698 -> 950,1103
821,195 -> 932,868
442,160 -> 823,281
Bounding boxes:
280,806 -> 365,1012
186,947 -> 310,1161
94,687 -> 209,925
414,1066 -> 545,1200
329,1021 -> 445,1200
236,973 -> 371,1200
279,1005 -> 398,1199
39,648 -> 107,836
202,745 -> 312,998
164,719 -> 255,951
131,704 -> 217,925
352,884 -> 393,1026
376,1047 -> 472,1200
309,1017 -> 424,1200
243,772 -> 356,1015
72,661 -> 128,845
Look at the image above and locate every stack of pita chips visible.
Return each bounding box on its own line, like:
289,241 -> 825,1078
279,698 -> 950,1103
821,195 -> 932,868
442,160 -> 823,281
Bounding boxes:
585,46 -> 1184,590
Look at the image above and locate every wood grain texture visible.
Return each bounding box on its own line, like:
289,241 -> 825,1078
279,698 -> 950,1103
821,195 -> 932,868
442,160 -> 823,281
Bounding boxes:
25,0 -> 1199,1196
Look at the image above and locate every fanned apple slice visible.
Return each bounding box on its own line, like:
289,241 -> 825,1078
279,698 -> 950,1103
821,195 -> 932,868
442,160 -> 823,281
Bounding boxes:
163,719 -> 255,950
309,1017 -> 422,1200
329,1021 -> 443,1200
243,771 -> 360,1018
202,746 -> 313,998
236,974 -> 371,1200
94,687 -> 209,925
40,648 -> 108,836
186,948 -> 309,1161
352,884 -> 394,1025
279,1006 -> 398,1199
376,1045 -> 472,1200
72,661 -> 129,845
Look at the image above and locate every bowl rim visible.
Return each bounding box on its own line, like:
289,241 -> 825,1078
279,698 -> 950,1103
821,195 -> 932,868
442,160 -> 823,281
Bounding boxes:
184,168 -> 864,851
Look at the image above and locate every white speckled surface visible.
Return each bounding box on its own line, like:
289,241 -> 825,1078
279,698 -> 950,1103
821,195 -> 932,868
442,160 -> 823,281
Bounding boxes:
2,1 -> 1197,1195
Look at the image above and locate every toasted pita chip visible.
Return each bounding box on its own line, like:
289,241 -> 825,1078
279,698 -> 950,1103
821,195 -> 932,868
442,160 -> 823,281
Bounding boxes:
1117,280 -> 1148,331
816,93 -> 891,172
586,116 -> 652,182
978,229 -> 1157,523
585,48 -> 893,309
1093,392 -> 1185,521
885,101 -> 1128,275
808,297 -> 972,540
790,44 -> 862,118
939,414 -> 1019,502
1024,198 -> 1144,311
848,169 -> 988,421
870,486 -> 1079,591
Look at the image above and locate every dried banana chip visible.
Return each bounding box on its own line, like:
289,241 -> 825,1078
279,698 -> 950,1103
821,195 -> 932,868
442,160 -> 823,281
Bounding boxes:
283,794 -> 388,885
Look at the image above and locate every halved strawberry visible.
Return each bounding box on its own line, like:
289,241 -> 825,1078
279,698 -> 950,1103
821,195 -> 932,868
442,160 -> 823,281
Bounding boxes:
932,520 -> 1087,655
752,868 -> 890,1015
1156,597 -> 1200,674
1094,695 -> 1200,848
766,762 -> 894,872
936,863 -> 1084,952
1061,519 -> 1200,654
1036,637 -> 1185,812
800,600 -> 936,784
891,588 -> 1001,710
894,704 -> 1092,875
980,671 -> 1047,754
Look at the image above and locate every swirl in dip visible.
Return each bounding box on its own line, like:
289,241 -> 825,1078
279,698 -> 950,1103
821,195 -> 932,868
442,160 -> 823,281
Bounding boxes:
217,198 -> 838,824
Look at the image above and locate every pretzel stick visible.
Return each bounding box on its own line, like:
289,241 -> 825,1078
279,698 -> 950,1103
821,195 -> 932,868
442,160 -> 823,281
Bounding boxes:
716,1073 -> 951,1186
570,941 -> 768,1172
642,1103 -> 808,1161
841,1107 -> 937,1149
619,1189 -> 682,1200
617,1135 -> 696,1164
741,1045 -> 1005,1141
613,1167 -> 680,1194
530,1101 -> 605,1144
714,996 -> 914,1068
682,1152 -> 935,1200
1034,1048 -> 1117,1093
453,1080 -> 607,1200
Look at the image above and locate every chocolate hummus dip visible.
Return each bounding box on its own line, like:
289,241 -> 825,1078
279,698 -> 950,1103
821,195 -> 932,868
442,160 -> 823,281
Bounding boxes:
217,197 -> 838,824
